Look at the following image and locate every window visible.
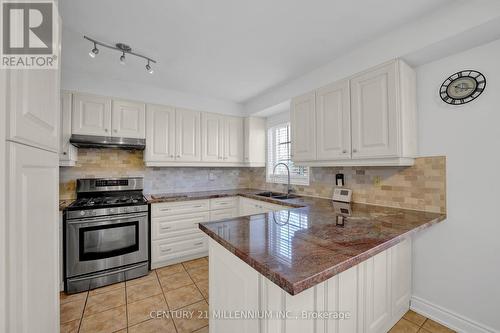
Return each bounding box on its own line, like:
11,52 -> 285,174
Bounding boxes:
266,122 -> 309,185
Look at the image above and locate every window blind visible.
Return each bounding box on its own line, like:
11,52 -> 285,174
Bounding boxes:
266,123 -> 309,185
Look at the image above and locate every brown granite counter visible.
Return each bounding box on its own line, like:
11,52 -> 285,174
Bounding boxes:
152,189 -> 446,295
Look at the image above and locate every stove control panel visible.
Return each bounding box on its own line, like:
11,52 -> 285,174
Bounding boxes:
66,205 -> 149,220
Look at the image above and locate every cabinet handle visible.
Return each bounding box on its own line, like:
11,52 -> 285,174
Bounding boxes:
63,152 -> 67,155
160,208 -> 170,212
161,248 -> 172,253
352,149 -> 357,153
104,129 -> 108,132
193,205 -> 203,208
160,226 -> 172,230
170,155 -> 174,158
114,129 -> 117,133
193,242 -> 203,246
177,155 -> 181,158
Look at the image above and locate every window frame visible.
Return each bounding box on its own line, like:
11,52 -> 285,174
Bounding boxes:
266,122 -> 310,186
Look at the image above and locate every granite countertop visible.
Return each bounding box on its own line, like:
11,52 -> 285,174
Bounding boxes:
157,189 -> 447,296
59,199 -> 74,211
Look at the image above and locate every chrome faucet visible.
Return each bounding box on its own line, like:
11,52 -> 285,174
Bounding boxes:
273,162 -> 292,194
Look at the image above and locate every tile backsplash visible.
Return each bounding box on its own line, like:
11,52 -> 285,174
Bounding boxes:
59,149 -> 251,199
60,149 -> 445,213
248,156 -> 446,213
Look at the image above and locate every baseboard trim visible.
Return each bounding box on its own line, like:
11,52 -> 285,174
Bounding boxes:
410,296 -> 498,333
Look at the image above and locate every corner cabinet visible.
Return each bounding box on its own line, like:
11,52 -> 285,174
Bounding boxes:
290,59 -> 417,167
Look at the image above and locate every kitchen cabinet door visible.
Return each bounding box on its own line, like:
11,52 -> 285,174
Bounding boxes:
316,80 -> 351,160
361,249 -> 392,333
145,104 -> 176,162
176,108 -> 201,162
7,69 -> 60,152
224,116 -> 244,163
6,142 -> 59,333
350,62 -> 398,158
59,91 -> 77,166
243,117 -> 266,166
291,92 -> 316,161
111,100 -> 146,139
72,93 -> 112,136
201,113 -> 224,162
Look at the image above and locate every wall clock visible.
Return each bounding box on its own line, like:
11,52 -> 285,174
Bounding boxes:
439,70 -> 486,105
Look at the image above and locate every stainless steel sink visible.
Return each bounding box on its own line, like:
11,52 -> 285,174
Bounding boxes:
255,192 -> 299,200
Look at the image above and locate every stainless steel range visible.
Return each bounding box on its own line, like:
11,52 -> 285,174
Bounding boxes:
64,177 -> 149,293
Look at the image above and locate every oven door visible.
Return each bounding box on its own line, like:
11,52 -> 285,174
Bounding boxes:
66,212 -> 148,278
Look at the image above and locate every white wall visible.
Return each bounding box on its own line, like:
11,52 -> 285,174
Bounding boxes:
62,69 -> 244,116
412,39 -> 500,332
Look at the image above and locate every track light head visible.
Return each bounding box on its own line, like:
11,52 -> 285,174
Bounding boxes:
89,43 -> 99,58
146,61 -> 154,74
120,52 -> 126,65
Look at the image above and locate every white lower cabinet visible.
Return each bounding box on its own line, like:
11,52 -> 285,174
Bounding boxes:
151,196 -> 291,269
209,238 -> 412,333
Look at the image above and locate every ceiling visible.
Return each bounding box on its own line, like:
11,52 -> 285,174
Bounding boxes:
60,0 -> 451,104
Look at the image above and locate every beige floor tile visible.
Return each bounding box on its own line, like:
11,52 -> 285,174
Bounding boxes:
195,279 -> 209,299
79,305 -> 127,333
182,257 -> 208,271
84,288 -> 126,317
156,263 -> 186,277
159,270 -> 194,291
127,278 -> 162,303
422,319 -> 456,333
173,300 -> 209,333
60,319 -> 80,333
89,282 -> 125,296
389,319 -> 420,333
164,284 -> 204,310
126,270 -> 158,287
128,318 -> 176,333
188,266 -> 208,283
404,310 -> 427,326
60,291 -> 88,305
60,299 -> 85,324
127,294 -> 169,326
418,329 -> 432,333
193,325 -> 209,333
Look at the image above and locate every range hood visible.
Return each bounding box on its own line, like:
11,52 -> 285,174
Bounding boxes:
70,135 -> 146,150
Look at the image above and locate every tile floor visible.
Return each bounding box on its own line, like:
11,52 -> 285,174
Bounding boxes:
60,257 -> 209,333
61,256 -> 455,333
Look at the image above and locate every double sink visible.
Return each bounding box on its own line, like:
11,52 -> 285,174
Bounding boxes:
255,191 -> 299,200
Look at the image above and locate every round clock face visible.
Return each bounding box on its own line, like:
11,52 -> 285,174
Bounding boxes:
440,70 -> 486,105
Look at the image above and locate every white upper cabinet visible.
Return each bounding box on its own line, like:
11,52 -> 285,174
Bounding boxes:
224,116 -> 244,163
350,62 -> 398,158
145,104 -> 176,162
59,91 -> 77,166
72,93 -> 112,136
202,113 -> 224,162
290,59 -> 417,166
244,117 -> 266,167
7,69 -> 60,152
111,100 -> 145,139
176,108 -> 201,162
291,92 -> 316,161
316,80 -> 351,160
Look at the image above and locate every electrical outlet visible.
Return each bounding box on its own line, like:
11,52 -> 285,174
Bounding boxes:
208,171 -> 216,181
373,176 -> 381,187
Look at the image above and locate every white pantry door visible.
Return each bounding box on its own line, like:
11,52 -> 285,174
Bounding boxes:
350,62 -> 399,158
7,142 -> 59,333
176,108 -> 201,161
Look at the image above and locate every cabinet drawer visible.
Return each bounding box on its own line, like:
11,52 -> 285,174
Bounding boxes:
210,196 -> 238,210
152,235 -> 207,265
209,208 -> 239,221
151,199 -> 209,217
152,211 -> 210,240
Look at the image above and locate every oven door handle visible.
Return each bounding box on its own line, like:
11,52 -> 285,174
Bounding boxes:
67,212 -> 148,225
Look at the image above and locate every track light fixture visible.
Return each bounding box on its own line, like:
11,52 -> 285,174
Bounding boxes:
84,35 -> 156,73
